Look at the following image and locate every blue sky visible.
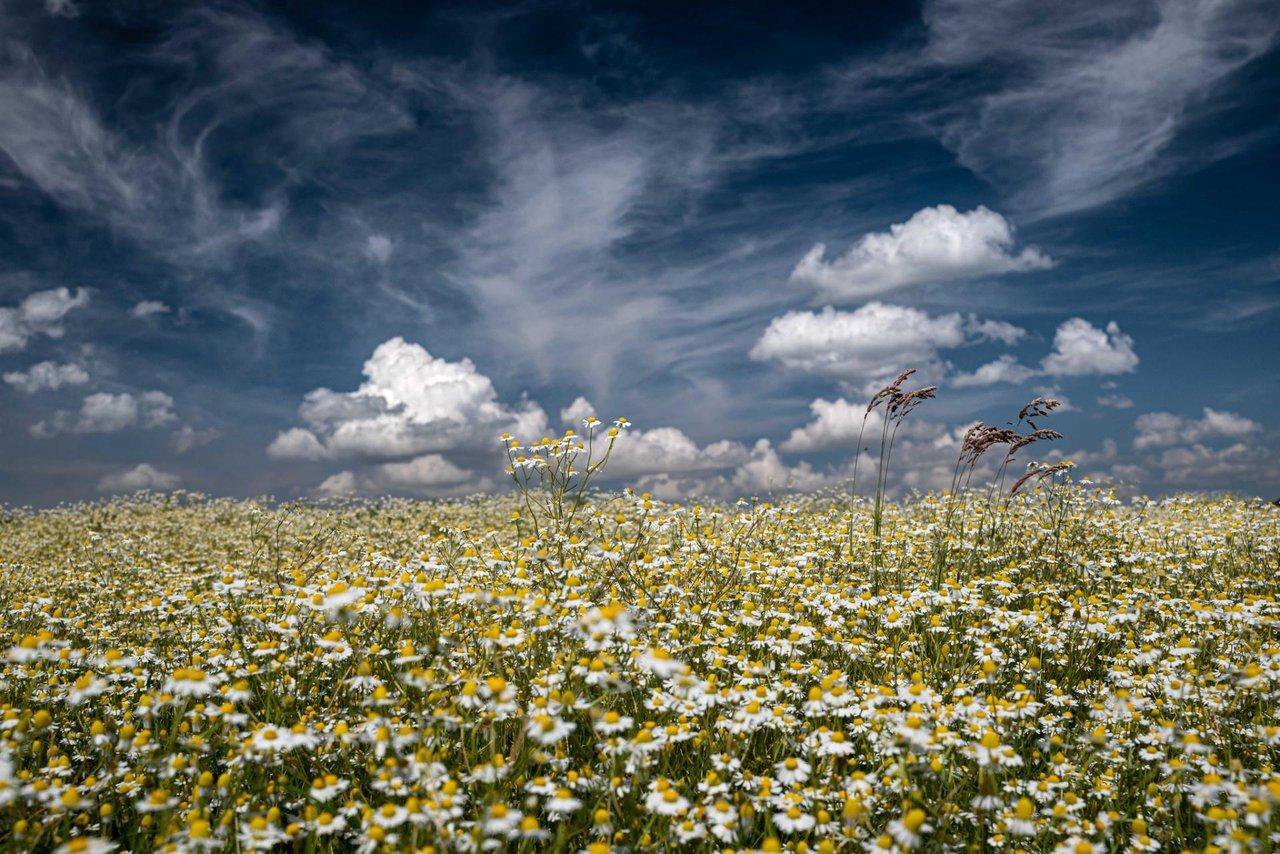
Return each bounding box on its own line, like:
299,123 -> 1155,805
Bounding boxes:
1,0 -> 1278,504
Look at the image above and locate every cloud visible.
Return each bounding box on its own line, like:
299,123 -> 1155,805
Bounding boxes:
170,424 -> 221,454
1134,407 -> 1261,449
730,439 -> 830,494
1045,439 -> 1139,486
1127,406 -> 1275,489
638,418 -> 1011,501
269,337 -> 549,464
0,43 -> 277,262
267,427 -> 329,460
548,397 -> 750,480
951,354 -> 1037,387
74,393 -> 141,433
0,286 -> 90,352
751,302 -> 994,384
97,464 -> 181,493
1040,318 -> 1138,376
952,318 -> 1141,389
130,300 -> 171,319
44,0 -> 78,17
32,390 -> 177,437
0,3 -> 412,271
315,471 -> 359,498
313,455 -> 492,498
924,0 -> 1280,216
635,439 -> 838,501
879,420 -> 1004,493
1154,441 -> 1280,486
419,68 -> 751,390
607,427 -> 750,478
1097,393 -> 1135,410
964,318 -> 1027,346
559,396 -> 597,427
1065,438 -> 1119,468
363,235 -> 393,264
372,454 -> 479,490
790,205 -> 1051,301
780,397 -> 883,453
3,360 -> 89,393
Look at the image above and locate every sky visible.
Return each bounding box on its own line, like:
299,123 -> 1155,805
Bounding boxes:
1,0 -> 1279,505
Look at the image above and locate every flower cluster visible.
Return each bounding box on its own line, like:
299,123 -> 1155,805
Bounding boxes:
0,484 -> 1278,852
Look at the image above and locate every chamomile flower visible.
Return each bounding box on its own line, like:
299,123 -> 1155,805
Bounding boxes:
527,713 -> 575,745
644,779 -> 690,816
887,808 -> 931,848
55,839 -> 116,854
545,788 -> 584,817
774,756 -> 811,786
594,710 -> 633,735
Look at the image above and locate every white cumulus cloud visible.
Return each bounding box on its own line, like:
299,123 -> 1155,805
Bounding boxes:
170,424 -> 221,453
751,302 -> 971,385
1097,394 -> 1135,410
730,439 -> 830,494
314,455 -> 491,498
315,471 -> 360,498
267,336 -> 549,462
951,354 -> 1038,387
1154,442 -> 1280,487
266,427 -> 331,460
790,205 -> 1051,302
1040,318 -> 1138,376
31,390 -> 176,437
0,287 -> 89,352
3,360 -> 89,393
130,300 -> 171,318
780,397 -> 884,453
607,426 -> 750,478
559,396 -> 597,427
1134,407 -> 1260,450
97,463 -> 181,493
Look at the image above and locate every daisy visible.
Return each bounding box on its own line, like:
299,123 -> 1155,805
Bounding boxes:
527,713 -> 576,745
774,806 -> 816,834
644,780 -> 690,816
774,757 -> 811,786
55,839 -> 116,854
482,803 -> 522,838
312,812 -> 347,836
594,710 -> 633,735
310,775 -> 350,802
887,808 -> 931,849
638,647 -> 686,678
545,788 -> 584,817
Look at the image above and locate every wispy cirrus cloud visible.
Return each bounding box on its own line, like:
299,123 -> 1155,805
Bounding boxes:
0,40 -> 280,264
922,0 -> 1280,216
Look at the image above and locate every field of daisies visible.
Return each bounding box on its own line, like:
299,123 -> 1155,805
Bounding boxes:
2,403 -> 1280,852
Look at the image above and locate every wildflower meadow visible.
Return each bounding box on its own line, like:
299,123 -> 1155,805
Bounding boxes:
2,376 -> 1279,853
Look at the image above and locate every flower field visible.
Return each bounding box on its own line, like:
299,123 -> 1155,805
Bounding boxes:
1,479 -> 1279,853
